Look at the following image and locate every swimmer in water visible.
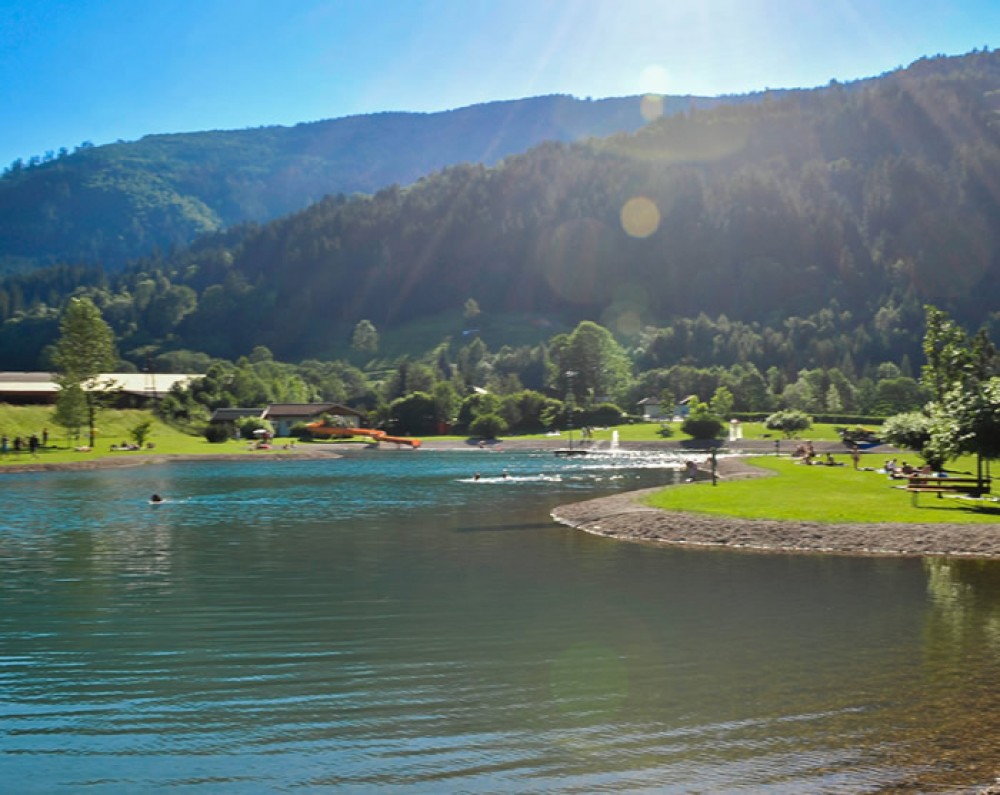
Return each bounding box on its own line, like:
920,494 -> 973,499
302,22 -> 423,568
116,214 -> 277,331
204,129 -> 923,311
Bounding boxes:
150,493 -> 164,503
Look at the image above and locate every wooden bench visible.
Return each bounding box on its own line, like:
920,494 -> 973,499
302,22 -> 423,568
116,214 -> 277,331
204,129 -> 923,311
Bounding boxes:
901,475 -> 991,506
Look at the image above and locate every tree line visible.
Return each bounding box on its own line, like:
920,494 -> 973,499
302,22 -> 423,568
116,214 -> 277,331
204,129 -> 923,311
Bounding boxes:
44,293 -> 935,446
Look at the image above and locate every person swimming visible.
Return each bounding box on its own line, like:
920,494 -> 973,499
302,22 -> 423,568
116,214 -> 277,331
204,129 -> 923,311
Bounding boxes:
150,493 -> 164,503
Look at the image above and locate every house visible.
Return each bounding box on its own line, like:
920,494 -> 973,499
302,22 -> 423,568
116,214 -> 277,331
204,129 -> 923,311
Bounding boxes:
675,395 -> 698,420
262,403 -> 366,437
637,397 -> 665,421
0,372 -> 58,404
0,372 -> 198,406
208,407 -> 267,437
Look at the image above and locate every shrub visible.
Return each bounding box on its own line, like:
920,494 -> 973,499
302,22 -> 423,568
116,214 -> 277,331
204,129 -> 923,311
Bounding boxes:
130,418 -> 154,448
469,413 -> 508,440
682,415 -> 724,440
455,393 -> 501,434
681,400 -> 724,440
237,416 -> 273,438
204,423 -> 229,443
388,392 -> 438,436
881,411 -> 942,469
764,409 -> 813,438
581,402 -> 626,427
289,422 -> 313,440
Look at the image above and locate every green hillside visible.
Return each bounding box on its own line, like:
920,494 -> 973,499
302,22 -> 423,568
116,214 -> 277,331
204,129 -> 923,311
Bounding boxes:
0,93 -> 767,272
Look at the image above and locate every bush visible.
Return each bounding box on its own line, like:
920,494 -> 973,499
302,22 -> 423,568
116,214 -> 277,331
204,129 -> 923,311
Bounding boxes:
581,402 -> 626,427
130,418 -> 154,447
237,416 -> 273,438
469,413 -> 508,440
764,409 -> 813,438
204,423 -> 230,443
681,415 -> 724,440
289,422 -> 313,440
881,412 -> 942,469
388,392 -> 438,436
455,393 -> 501,434
501,391 -> 562,434
681,400 -> 724,440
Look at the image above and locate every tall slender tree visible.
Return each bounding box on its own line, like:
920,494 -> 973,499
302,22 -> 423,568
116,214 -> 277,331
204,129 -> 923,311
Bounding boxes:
52,297 -> 118,448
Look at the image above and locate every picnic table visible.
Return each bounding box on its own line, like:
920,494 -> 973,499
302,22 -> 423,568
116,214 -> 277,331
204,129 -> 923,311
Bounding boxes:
899,474 -> 991,506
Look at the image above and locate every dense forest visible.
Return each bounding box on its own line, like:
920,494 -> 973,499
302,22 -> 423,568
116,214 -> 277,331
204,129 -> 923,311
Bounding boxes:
0,93 -> 775,272
2,50 -> 1000,429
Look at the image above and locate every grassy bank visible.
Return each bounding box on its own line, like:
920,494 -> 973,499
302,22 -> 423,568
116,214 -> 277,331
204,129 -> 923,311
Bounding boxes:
0,406 -> 261,466
645,455 -> 997,525
456,421 -> 852,445
0,403 -> 869,467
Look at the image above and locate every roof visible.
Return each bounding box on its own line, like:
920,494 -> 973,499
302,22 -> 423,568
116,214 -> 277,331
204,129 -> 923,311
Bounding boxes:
0,372 -> 53,384
637,397 -> 661,406
210,408 -> 266,422
94,373 -> 198,398
263,403 -> 364,418
0,372 -> 199,399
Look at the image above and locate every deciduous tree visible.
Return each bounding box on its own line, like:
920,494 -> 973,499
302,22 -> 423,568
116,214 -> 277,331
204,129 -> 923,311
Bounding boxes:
351,319 -> 379,357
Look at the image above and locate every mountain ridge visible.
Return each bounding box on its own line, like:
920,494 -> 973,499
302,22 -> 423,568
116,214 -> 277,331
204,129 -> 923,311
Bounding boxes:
1,50 -> 998,380
0,91 -> 780,272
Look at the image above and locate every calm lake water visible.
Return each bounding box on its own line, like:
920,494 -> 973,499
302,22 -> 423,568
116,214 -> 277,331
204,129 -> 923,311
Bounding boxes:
2,448 -> 1000,793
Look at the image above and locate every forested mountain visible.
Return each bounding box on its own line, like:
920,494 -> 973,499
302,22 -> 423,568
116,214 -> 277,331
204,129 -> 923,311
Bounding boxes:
2,50 -> 999,382
0,93 -> 769,272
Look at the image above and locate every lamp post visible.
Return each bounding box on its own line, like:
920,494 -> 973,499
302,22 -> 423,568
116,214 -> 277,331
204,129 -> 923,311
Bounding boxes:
565,370 -> 577,450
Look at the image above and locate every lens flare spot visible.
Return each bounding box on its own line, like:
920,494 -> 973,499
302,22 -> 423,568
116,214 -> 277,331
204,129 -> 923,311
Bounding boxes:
640,94 -> 664,122
620,196 -> 660,238
639,64 -> 670,95
614,309 -> 642,337
537,218 -> 607,304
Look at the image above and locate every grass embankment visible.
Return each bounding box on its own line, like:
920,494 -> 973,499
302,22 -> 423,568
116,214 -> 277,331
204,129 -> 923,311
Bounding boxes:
600,420 -> 847,443
645,455 -> 999,525
484,421 -> 848,445
0,406 -> 267,467
0,404 -> 869,467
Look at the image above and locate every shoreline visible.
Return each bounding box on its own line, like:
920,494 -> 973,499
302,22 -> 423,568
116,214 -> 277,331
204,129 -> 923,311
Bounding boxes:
13,436 -> 1000,560
551,457 -> 1000,560
0,434 -> 849,474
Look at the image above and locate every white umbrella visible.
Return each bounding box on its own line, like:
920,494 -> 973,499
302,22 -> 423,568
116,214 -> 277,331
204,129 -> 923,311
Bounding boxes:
252,428 -> 269,436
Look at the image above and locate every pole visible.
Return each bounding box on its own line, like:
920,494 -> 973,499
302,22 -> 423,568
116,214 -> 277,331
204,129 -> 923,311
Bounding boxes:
565,370 -> 577,451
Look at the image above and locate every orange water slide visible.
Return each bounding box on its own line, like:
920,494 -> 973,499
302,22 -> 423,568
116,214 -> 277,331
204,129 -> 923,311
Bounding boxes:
306,422 -> 421,448
378,434 -> 422,448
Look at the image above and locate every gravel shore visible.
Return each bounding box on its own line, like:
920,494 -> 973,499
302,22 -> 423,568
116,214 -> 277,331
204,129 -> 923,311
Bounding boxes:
552,456 -> 1000,560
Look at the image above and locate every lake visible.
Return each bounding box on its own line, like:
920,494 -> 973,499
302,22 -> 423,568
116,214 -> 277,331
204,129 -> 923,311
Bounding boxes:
2,448 -> 999,792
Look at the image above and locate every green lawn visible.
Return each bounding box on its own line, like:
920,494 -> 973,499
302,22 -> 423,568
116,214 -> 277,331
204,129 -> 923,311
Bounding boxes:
645,455 -> 1000,524
486,421 -> 851,445
0,406 -> 274,466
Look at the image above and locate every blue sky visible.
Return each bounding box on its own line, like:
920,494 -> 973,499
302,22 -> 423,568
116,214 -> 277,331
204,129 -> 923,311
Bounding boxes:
1,0 -> 997,167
